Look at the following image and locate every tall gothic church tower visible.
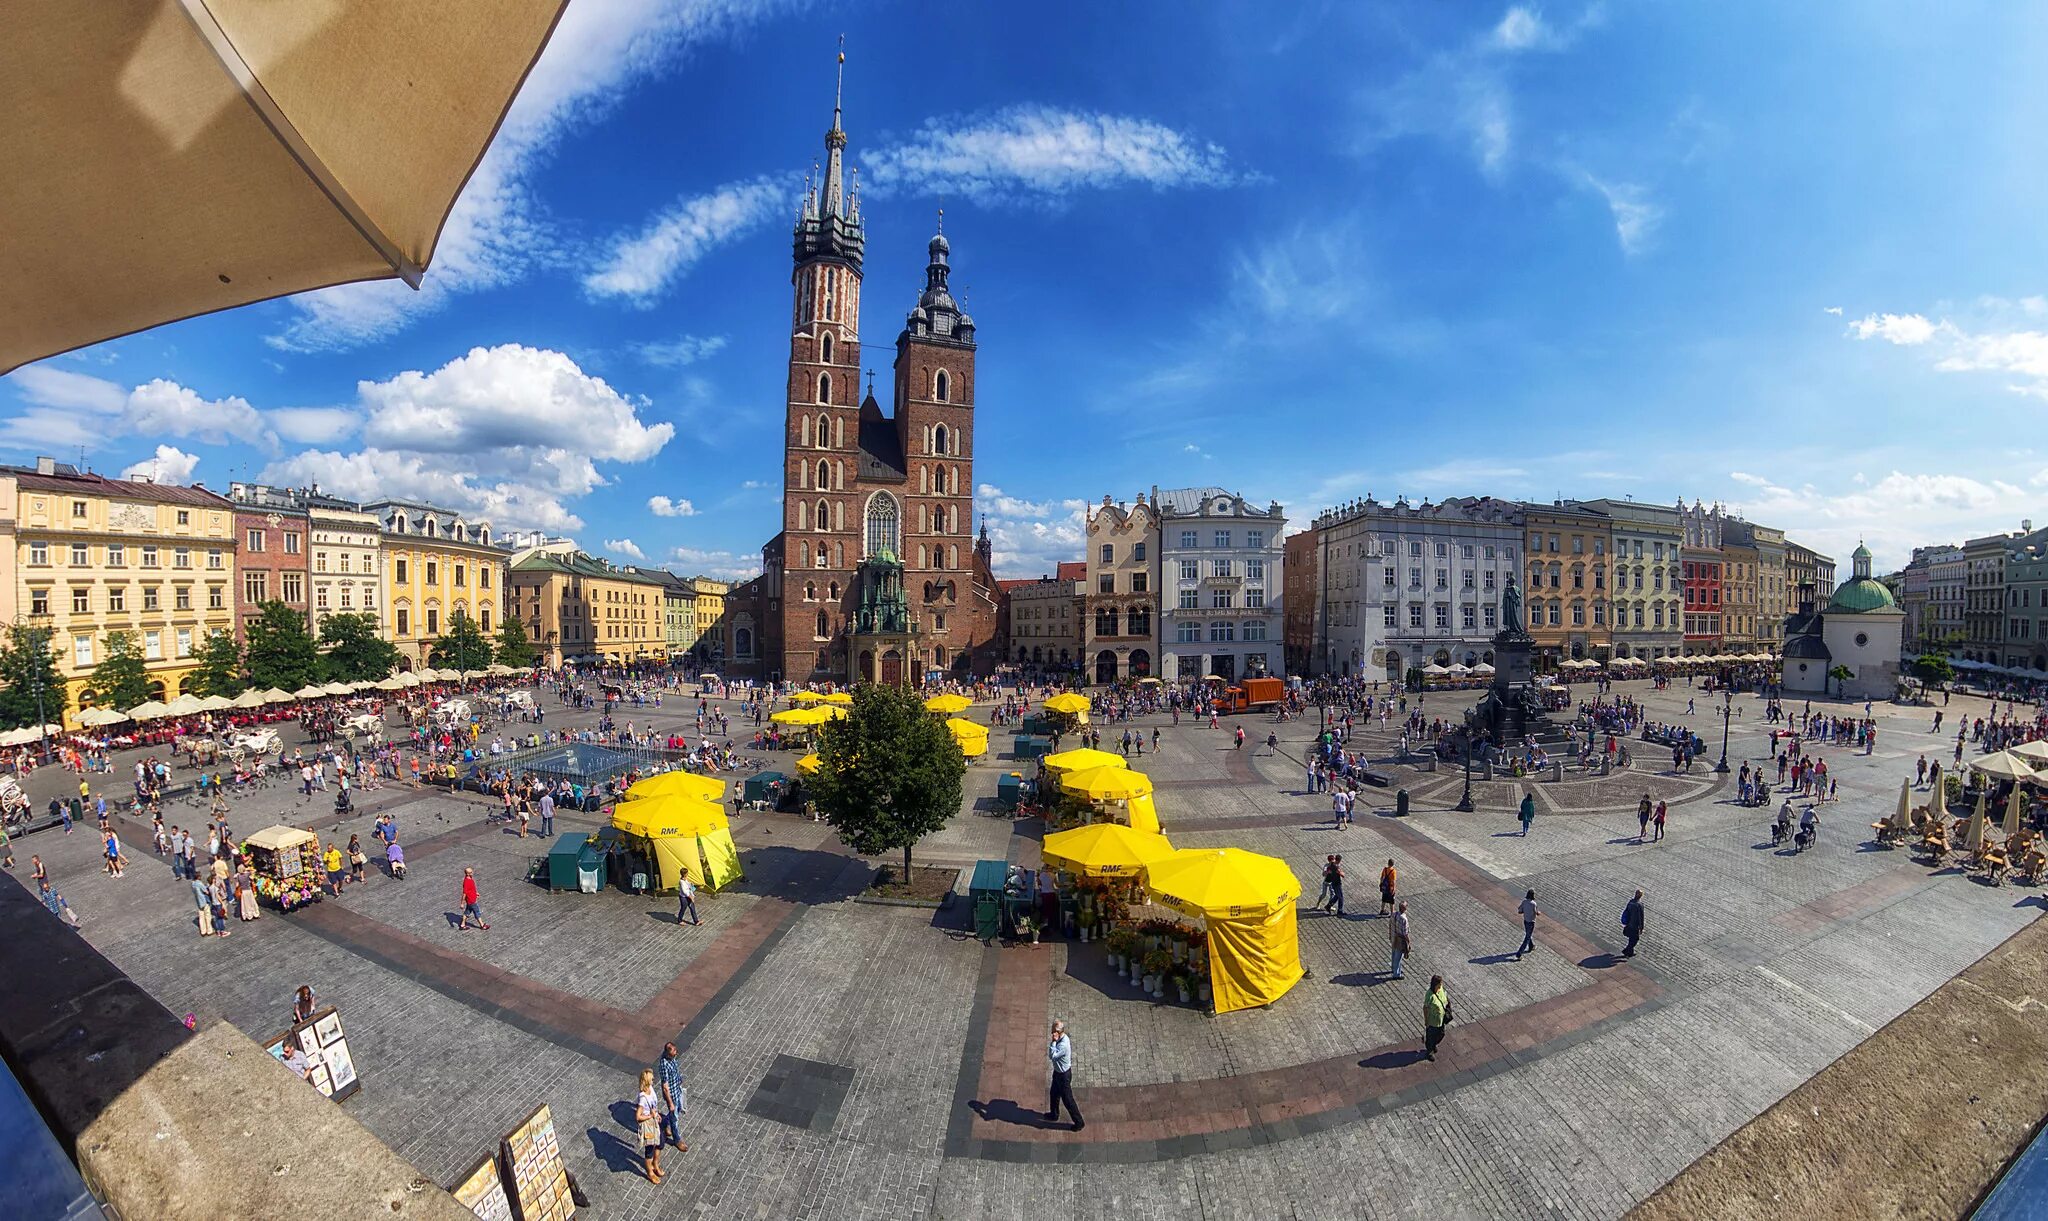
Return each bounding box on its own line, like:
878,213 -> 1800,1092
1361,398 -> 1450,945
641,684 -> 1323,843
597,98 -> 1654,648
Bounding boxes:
754,49 -> 997,685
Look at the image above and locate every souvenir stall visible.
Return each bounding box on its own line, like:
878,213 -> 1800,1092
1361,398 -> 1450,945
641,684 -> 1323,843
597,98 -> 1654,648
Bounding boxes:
1041,821 -> 1175,962
1055,765 -> 1163,835
244,824 -> 324,910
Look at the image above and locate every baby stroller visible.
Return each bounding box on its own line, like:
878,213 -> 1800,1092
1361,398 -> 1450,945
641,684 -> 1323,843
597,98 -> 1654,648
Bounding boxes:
334,788 -> 353,816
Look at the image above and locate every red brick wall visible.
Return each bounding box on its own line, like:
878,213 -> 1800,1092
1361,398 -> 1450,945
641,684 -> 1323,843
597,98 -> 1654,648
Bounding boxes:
233,509 -> 310,639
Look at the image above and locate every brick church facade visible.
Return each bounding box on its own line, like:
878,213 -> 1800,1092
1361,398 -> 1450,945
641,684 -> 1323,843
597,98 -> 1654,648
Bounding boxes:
724,59 -> 998,685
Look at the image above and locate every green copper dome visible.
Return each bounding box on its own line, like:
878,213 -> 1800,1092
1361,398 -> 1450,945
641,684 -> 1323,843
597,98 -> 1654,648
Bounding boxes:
1827,576 -> 1897,613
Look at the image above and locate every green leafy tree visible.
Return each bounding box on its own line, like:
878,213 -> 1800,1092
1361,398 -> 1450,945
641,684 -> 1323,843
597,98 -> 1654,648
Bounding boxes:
319,611 -> 400,683
0,623 -> 68,731
186,629 -> 247,698
1914,653 -> 1955,686
428,609 -> 494,674
495,615 -> 536,669
809,683 -> 966,878
1827,664 -> 1854,696
83,630 -> 152,712
245,600 -> 322,691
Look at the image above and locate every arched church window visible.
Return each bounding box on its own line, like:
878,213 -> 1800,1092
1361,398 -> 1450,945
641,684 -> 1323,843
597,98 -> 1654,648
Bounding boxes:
865,493 -> 901,559
817,460 -> 829,490
935,370 -> 949,402
817,373 -> 830,404
816,413 -> 829,449
933,423 -> 948,455
820,333 -> 833,363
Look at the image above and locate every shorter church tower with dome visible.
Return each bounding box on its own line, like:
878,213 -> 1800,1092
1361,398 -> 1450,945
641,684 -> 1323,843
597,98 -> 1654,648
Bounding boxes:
1780,542 -> 1904,700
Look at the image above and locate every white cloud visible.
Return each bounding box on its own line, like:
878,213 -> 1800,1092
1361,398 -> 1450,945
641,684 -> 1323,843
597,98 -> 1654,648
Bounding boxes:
604,537 -> 647,560
1577,171 -> 1662,256
647,495 -> 698,517
668,545 -> 760,582
358,344 -> 672,461
121,379 -> 272,447
1,366 -> 127,449
633,334 -> 729,367
267,407 -> 361,445
863,106 -> 1240,203
583,178 -> 787,304
262,447 -> 590,533
978,483 -> 1089,578
1846,300 -> 2048,397
121,445 -> 200,485
1490,6 -> 1554,51
1723,468 -> 2037,571
10,366 -> 127,414
1822,306 -> 1844,316
269,0 -> 797,350
1849,312 -> 1939,345
1230,223 -> 1365,322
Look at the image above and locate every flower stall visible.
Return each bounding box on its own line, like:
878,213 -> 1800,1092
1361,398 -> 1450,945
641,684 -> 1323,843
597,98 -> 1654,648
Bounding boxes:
244,824 -> 324,911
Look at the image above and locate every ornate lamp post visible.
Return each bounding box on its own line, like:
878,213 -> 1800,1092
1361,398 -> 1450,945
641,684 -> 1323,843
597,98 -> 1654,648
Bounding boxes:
1714,687 -> 1734,773
1455,729 -> 1476,812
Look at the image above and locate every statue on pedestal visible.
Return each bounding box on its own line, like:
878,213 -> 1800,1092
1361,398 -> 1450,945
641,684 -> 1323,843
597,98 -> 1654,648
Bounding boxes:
1501,573 -> 1524,636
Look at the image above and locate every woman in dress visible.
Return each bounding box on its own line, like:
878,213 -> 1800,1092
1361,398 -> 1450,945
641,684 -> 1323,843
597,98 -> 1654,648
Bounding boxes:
346,835 -> 367,884
635,1068 -> 665,1184
237,863 -> 261,921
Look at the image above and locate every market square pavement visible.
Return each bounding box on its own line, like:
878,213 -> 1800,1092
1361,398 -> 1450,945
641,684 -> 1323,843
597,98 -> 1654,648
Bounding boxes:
7,678 -> 2040,1219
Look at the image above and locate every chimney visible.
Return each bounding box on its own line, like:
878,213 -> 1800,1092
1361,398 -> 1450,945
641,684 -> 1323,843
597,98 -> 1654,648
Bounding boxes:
35,456 -> 55,475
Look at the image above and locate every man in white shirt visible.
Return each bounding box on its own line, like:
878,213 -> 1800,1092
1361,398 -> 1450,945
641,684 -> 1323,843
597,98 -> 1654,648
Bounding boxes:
1045,1020 -> 1083,1130
676,875 -> 699,927
1517,889 -> 1539,959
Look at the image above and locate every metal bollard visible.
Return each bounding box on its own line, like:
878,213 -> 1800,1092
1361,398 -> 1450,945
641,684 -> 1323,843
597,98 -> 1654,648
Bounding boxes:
1397,789 -> 1410,817
1551,761 -> 1564,783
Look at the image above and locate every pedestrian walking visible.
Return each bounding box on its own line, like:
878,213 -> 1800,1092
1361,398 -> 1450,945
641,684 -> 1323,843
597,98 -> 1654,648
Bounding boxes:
459,867 -> 489,930
657,1042 -> 688,1152
347,835 -> 367,884
324,841 -> 345,895
1423,976 -> 1451,1061
1313,854 -> 1335,909
1516,889 -> 1538,959
1636,794 -> 1652,842
1378,859 -> 1397,916
1045,1019 -> 1084,1130
1389,902 -> 1410,979
191,875 -> 215,938
1518,791 -> 1536,836
1652,801 -> 1667,841
634,1069 -> 665,1184
539,791 -> 556,837
1322,855 -> 1345,916
1622,889 -> 1645,957
676,874 -> 700,926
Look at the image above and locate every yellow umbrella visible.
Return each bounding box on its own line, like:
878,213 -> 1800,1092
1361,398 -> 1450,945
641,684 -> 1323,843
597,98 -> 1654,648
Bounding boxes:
772,707 -> 826,726
611,795 -> 728,840
1059,766 -> 1154,802
627,771 -> 727,803
795,753 -> 822,776
2003,782 -> 2025,838
791,692 -> 827,703
1044,692 -> 1091,715
5,3 -> 570,374
1042,823 -> 1176,878
1041,748 -> 1127,778
948,719 -> 990,759
1965,787 -> 1989,852
822,692 -> 854,705
1144,848 -> 1301,920
924,693 -> 972,715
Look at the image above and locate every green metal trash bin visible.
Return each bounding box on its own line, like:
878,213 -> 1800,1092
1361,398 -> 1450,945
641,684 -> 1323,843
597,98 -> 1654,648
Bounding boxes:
576,839 -> 606,893
744,771 -> 788,808
1012,734 -> 1051,761
1020,713 -> 1056,736
968,860 -> 1006,944
546,833 -> 588,893
996,772 -> 1025,811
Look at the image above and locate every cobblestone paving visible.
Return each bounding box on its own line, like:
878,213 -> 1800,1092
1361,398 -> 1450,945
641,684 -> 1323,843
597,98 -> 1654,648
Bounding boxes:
9,681 -> 2042,1217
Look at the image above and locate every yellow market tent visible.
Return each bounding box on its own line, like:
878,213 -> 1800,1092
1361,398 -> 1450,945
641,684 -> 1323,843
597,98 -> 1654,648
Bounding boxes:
1059,766 -> 1154,801
1044,693 -> 1091,715
1144,848 -> 1305,1014
626,771 -> 728,803
791,692 -> 828,703
924,693 -> 972,714
796,753 -> 822,776
610,799 -> 744,894
1041,748 -> 1127,779
1042,823 -> 1175,877
772,706 -> 836,726
947,718 -> 990,758
822,692 -> 854,705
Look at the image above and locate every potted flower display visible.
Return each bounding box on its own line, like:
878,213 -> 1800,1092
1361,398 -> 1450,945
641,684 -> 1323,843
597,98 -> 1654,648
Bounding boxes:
1142,948 -> 1172,997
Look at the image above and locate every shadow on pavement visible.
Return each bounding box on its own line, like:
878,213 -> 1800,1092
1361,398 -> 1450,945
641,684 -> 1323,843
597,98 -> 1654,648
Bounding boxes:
727,845 -> 871,906
968,1097 -> 1052,1129
1360,1047 -> 1427,1069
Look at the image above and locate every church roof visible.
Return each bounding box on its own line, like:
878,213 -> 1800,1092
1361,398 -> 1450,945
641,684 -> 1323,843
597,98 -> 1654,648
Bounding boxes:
1827,576 -> 1899,614
856,414 -> 905,482
1783,633 -> 1832,660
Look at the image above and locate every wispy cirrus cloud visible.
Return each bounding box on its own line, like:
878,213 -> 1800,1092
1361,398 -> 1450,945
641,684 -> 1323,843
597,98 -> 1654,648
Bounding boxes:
270,0 -> 801,350
633,334 -> 729,367
863,106 -> 1243,203
583,177 -> 788,304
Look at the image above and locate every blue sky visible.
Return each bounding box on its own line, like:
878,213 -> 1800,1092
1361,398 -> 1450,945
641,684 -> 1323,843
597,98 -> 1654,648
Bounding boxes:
9,1 -> 2048,578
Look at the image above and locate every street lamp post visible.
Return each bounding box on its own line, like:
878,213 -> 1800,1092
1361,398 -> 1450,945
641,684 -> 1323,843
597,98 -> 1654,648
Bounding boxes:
1455,730 -> 1476,812
1714,688 -> 1733,773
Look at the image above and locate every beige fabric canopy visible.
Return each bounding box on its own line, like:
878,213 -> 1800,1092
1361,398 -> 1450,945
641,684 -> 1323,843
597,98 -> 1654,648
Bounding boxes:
3,0 -> 569,373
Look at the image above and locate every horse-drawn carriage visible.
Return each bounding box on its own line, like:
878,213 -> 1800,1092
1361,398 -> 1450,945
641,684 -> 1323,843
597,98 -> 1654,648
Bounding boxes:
341,713 -> 386,748
226,728 -> 281,765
